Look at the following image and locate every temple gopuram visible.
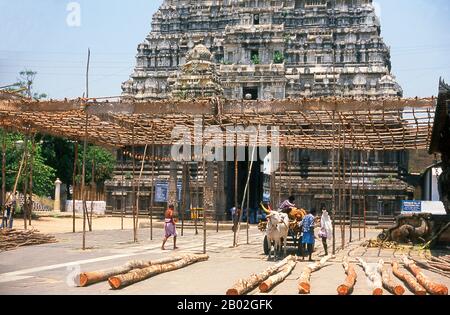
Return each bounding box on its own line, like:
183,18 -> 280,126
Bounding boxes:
105,0 -> 425,224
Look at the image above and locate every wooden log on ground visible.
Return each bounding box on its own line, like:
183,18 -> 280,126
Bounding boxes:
429,256 -> 450,265
227,255 -> 295,295
428,262 -> 450,272
379,259 -> 405,295
392,261 -> 427,295
108,254 -> 209,289
337,259 -> 357,295
416,261 -> 450,279
298,256 -> 331,294
356,258 -> 383,295
77,256 -> 184,287
259,258 -> 297,293
403,256 -> 448,295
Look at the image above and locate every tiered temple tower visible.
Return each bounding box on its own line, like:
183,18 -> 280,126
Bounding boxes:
122,0 -> 402,100
110,0 -> 412,223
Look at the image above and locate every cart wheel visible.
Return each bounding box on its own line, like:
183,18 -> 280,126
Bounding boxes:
377,231 -> 388,242
263,235 -> 270,255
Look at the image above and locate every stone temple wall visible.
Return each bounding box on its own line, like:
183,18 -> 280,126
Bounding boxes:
122,0 -> 402,101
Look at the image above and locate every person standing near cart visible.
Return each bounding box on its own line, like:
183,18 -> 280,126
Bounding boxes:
318,208 -> 333,256
301,208 -> 317,261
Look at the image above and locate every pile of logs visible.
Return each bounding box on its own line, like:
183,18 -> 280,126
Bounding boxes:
0,229 -> 57,252
416,255 -> 450,278
402,256 -> 448,295
392,261 -> 426,295
77,254 -> 209,290
227,255 -> 297,295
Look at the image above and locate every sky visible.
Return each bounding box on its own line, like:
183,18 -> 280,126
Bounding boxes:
0,0 -> 449,99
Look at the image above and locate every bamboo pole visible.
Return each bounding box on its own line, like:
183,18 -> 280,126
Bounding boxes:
181,161 -> 187,237
132,127 -> 137,243
337,123 -> 342,250
203,158 -> 207,254
246,150 -> 250,245
349,139 -> 354,243
331,111 -> 336,255
342,127 -> 346,248
121,149 -> 125,230
1,133 -> 6,227
149,144 -> 155,240
28,136 -> 36,226
10,152 -> 25,204
362,151 -> 367,238
81,48 -> 90,249
136,144 -> 148,238
236,136 -> 257,246
22,132 -> 30,230
72,142 -> 78,233
233,129 -> 238,247
357,148 -> 361,241
88,155 -> 95,232
81,109 -> 88,250
195,161 -> 199,235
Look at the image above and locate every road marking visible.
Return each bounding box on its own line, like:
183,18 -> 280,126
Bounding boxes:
0,275 -> 34,284
0,231 -> 263,284
0,247 -> 164,284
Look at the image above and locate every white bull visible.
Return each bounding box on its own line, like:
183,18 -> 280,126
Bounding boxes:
265,211 -> 290,260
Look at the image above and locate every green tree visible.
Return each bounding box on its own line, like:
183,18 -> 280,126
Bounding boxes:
0,131 -> 56,197
84,145 -> 116,187
16,70 -> 47,100
1,70 -> 116,199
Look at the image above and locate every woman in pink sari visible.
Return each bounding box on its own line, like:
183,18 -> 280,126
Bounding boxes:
162,205 -> 178,250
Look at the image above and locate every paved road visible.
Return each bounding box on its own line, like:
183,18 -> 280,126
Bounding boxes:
0,226 -> 449,295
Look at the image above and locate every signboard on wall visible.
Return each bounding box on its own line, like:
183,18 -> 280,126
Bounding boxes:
154,181 -> 183,203
401,201 -> 422,213
262,174 -> 271,203
155,181 -> 169,203
401,200 -> 446,215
